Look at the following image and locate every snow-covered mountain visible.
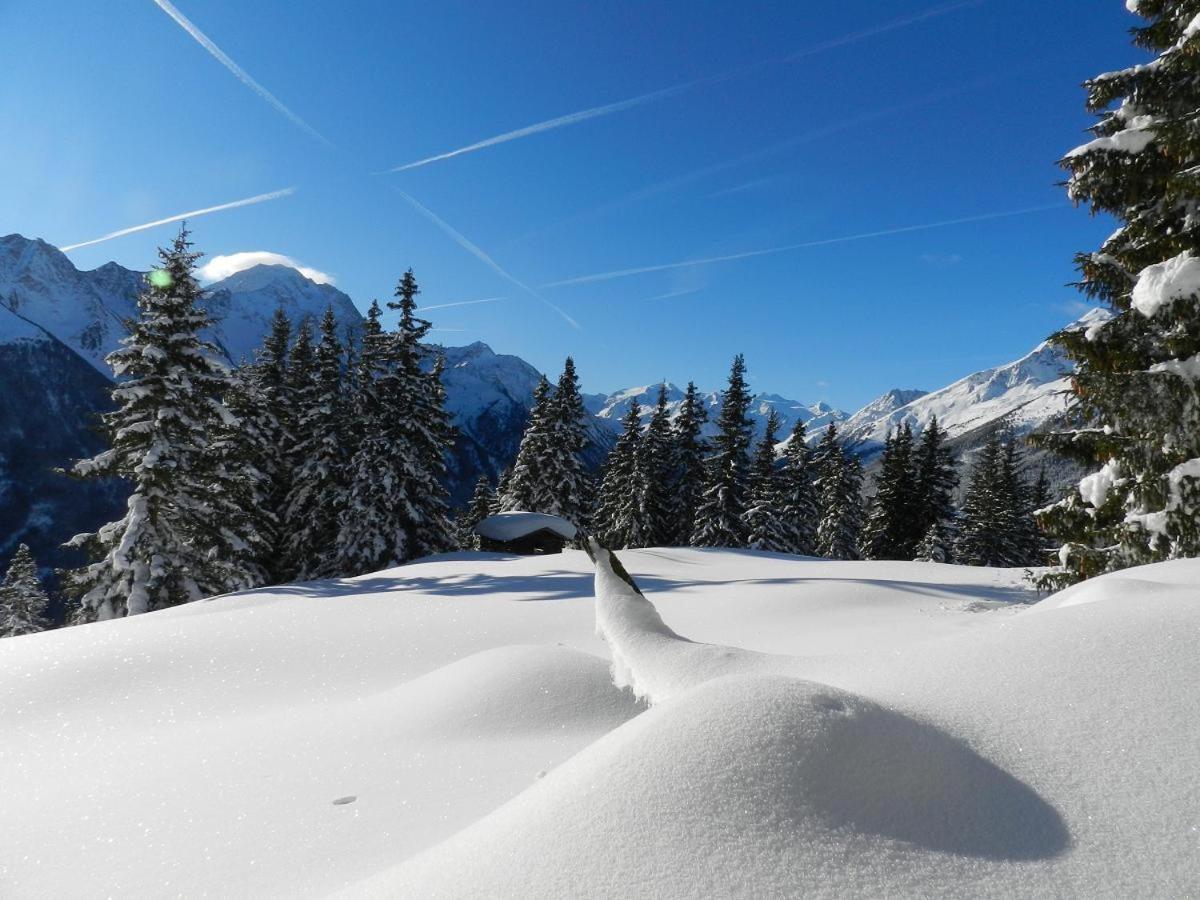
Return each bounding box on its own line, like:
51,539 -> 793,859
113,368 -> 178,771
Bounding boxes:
592,382 -> 847,441
0,235 -> 363,373
840,311 -> 1109,458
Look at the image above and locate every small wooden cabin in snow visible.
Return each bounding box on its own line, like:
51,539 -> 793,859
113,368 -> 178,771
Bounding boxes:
473,512 -> 577,555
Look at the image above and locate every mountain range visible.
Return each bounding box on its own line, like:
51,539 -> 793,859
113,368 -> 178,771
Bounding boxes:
0,232 -> 1090,575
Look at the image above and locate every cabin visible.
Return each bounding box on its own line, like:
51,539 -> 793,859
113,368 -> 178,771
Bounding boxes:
473,511 -> 577,555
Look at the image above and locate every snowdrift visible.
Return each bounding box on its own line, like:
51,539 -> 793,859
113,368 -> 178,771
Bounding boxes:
1,550 -> 1197,897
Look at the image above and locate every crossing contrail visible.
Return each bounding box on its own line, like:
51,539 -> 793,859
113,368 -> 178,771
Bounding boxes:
60,187 -> 297,252
542,203 -> 1065,288
422,296 -> 507,311
380,0 -> 979,174
151,0 -> 334,149
392,189 -> 582,330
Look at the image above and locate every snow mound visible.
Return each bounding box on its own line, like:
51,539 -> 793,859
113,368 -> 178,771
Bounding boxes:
386,644 -> 643,739
351,674 -> 1067,899
1031,558 -> 1200,612
590,541 -> 787,703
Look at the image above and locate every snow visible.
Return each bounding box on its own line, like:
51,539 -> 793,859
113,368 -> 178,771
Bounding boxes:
1131,252 -> 1200,317
2,549 -> 1199,897
1078,459 -> 1120,508
1066,115 -> 1157,158
474,511 -> 578,541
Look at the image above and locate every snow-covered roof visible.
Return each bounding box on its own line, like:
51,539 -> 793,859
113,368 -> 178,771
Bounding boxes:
473,512 -> 577,542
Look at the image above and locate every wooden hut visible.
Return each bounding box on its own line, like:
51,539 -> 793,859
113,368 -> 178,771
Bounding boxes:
473,512 -> 577,555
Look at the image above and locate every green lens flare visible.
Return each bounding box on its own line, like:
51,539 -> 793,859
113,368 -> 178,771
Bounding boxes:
148,269 -> 173,289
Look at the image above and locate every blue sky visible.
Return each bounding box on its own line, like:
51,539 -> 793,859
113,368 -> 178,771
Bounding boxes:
0,0 -> 1142,410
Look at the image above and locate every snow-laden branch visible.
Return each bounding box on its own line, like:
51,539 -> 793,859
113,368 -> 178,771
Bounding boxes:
584,538 -> 780,705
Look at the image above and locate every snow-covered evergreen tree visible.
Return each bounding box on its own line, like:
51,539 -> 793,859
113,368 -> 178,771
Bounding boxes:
669,381 -> 709,546
458,475 -> 496,550
862,424 -> 917,560
0,545 -> 51,638
957,430 -> 1026,567
64,227 -> 240,618
283,307 -> 349,579
388,271 -> 456,559
501,377 -> 555,513
814,424 -> 863,560
693,355 -> 753,548
746,410 -> 791,552
541,358 -> 590,526
1035,2 -> 1200,584
335,300 -> 403,574
637,384 -> 677,547
912,416 -> 958,561
778,418 -> 818,555
595,399 -> 646,548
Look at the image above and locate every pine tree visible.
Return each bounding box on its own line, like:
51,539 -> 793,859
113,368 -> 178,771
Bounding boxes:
957,430 -> 1029,567
746,410 -> 791,552
778,418 -> 818,555
283,307 -> 349,579
595,399 -> 646,548
862,424 -> 917,560
541,358 -> 590,526
458,475 -> 496,550
502,377 -> 555,512
693,355 -> 753,548
912,416 -> 958,560
0,545 -> 51,638
637,384 -> 677,546
64,226 -> 241,618
669,381 -> 709,545
335,300 -> 403,574
388,271 -> 456,559
1034,3 -> 1200,584
492,466 -> 512,514
815,424 -> 863,560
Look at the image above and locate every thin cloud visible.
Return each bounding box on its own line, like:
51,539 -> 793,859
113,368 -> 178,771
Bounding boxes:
392,188 -> 582,331
60,187 -> 296,252
632,286 -> 705,303
199,250 -> 335,284
543,204 -> 1065,288
152,0 -> 333,149
422,296 -> 507,311
380,0 -> 978,174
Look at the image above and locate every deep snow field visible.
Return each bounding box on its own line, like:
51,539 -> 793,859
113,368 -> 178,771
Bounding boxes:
1,549 -> 1197,898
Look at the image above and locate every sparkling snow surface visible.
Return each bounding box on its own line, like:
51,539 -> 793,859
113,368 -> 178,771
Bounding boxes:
1,550 -> 1197,898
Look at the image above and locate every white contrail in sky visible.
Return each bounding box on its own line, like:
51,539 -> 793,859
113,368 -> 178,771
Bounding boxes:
381,0 -> 978,174
422,296 -> 507,311
392,188 -> 582,331
60,187 -> 297,252
151,0 -> 334,149
542,203 -> 1065,288
784,0 -> 984,61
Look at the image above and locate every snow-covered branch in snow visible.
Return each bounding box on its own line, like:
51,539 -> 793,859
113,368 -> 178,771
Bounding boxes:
1131,252 -> 1200,317
585,538 -> 781,705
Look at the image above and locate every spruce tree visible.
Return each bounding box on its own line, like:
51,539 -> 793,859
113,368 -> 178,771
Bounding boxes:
283,307 -> 349,579
746,410 -> 791,552
0,545 -> 51,638
669,381 -> 709,545
501,377 -> 555,512
335,300 -> 403,574
64,226 -> 240,618
693,355 -> 753,548
459,475 -> 496,550
1036,2 -> 1200,583
957,431 -> 1021,567
595,399 -> 646,548
388,271 -> 456,559
862,424 -> 917,560
542,358 -> 590,526
815,424 -> 863,560
912,416 -> 958,560
637,384 -> 677,546
778,418 -> 818,555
